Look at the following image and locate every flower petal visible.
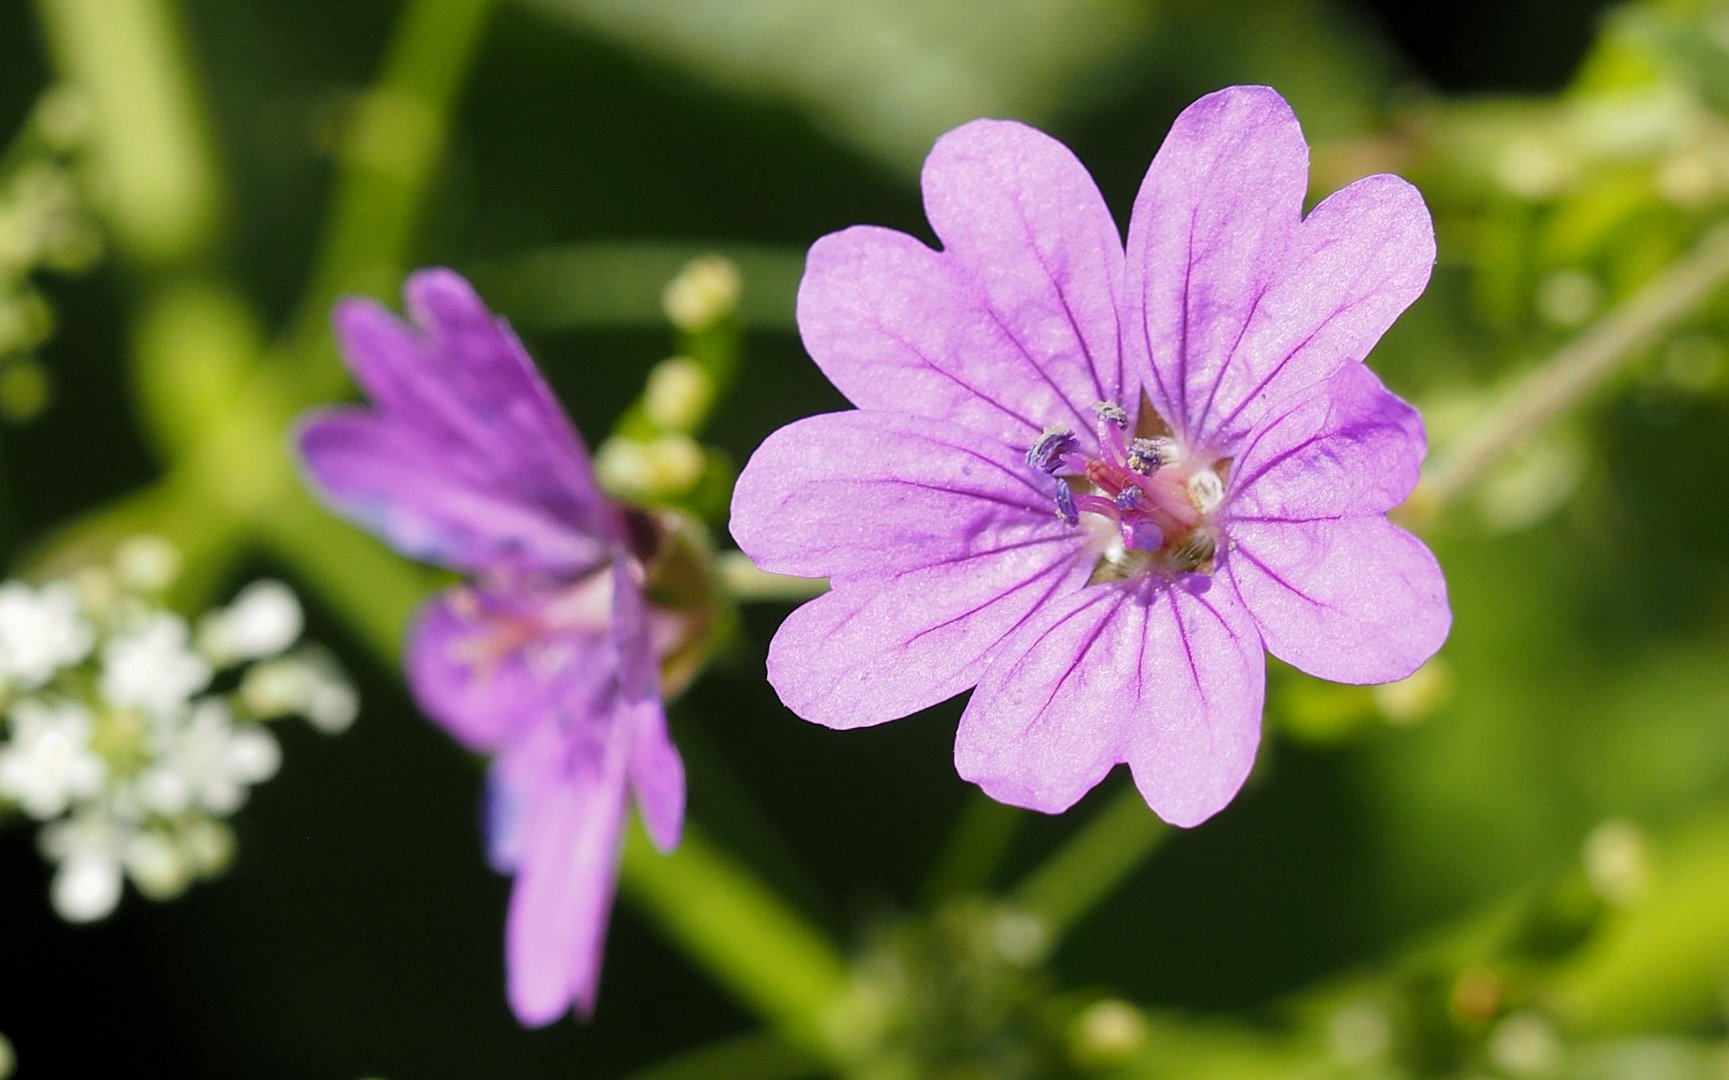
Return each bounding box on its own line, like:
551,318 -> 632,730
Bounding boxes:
1228,362 -> 1426,522
332,268 -> 616,547
798,226 -> 1096,443
609,556 -> 657,702
1188,174 -> 1436,448
505,724 -> 629,1025
626,696 -> 685,853
766,540 -> 1089,730
1125,85 -> 1308,446
406,589 -> 611,754
731,409 -> 1056,584
953,587 -> 1134,813
955,577 -> 1265,823
297,409 -> 608,575
1228,517 -> 1449,684
922,119 -> 1126,404
1124,578 -> 1266,827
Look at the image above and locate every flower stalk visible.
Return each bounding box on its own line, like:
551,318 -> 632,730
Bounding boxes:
1417,223 -> 1729,516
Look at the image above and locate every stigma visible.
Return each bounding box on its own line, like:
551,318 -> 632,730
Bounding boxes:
1026,400 -> 1228,578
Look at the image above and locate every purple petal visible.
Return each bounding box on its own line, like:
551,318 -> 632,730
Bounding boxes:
1187,175 -> 1436,449
1228,362 -> 1426,522
922,119 -> 1126,404
952,587 -> 1134,813
1227,517 -> 1448,684
798,226 -> 1096,443
406,589 -> 612,754
626,696 -> 685,853
765,540 -> 1091,730
954,577 -> 1265,824
608,557 -> 657,703
1124,86 -> 1307,446
330,269 -> 617,548
505,724 -> 629,1025
298,409 -> 609,575
1123,578 -> 1266,826
730,410 -> 1057,584
483,717 -> 562,873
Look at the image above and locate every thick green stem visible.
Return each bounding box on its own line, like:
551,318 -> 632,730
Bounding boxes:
1010,784 -> 1168,937
1417,224 -> 1729,516
920,794 -> 1022,906
32,0 -> 223,267
621,1032 -> 815,1080
280,0 -> 496,388
620,823 -> 853,1065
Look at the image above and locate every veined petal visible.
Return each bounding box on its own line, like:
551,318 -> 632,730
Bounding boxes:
1125,86 -> 1307,446
730,410 -> 1056,584
766,539 -> 1090,730
922,119 -> 1126,405
332,269 -> 616,547
484,718 -> 561,874
798,226 -> 1097,443
1228,517 -> 1449,684
953,587 -> 1135,813
298,409 -> 608,575
505,722 -> 629,1025
626,696 -> 685,853
609,556 -> 657,703
1228,362 -> 1426,522
1124,577 -> 1266,827
1189,174 -> 1435,448
405,589 -> 611,755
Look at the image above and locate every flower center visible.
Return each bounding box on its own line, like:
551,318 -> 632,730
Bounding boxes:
1026,401 -> 1228,581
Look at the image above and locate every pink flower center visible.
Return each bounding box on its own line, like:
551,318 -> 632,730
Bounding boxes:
1026,401 -> 1228,581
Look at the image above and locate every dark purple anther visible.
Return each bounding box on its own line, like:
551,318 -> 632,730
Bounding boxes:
1053,483 -> 1078,526
1092,401 -> 1128,428
1027,426 -> 1080,474
1127,437 -> 1173,475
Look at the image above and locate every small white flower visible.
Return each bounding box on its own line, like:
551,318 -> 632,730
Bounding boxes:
112,535 -> 182,593
141,699 -> 280,816
39,805 -> 133,922
0,697 -> 106,819
124,830 -> 190,900
197,580 -> 303,663
0,581 -> 94,688
99,613 -> 211,719
239,649 -> 358,733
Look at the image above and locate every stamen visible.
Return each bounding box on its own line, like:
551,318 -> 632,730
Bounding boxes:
1026,427 -> 1080,474
1122,519 -> 1164,551
1127,436 -> 1176,475
1091,401 -> 1128,427
1053,484 -> 1078,526
1114,488 -> 1141,511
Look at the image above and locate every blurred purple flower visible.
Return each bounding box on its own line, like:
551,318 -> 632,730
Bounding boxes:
732,86 -> 1449,826
296,269 -> 684,1024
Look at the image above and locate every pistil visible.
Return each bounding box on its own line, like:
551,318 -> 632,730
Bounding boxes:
1027,400 -> 1228,577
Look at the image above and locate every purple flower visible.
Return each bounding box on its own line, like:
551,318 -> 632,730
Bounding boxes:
296,269 -> 685,1023
731,86 -> 1450,826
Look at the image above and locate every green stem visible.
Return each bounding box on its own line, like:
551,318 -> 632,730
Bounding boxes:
620,1032 -> 815,1080
31,0 -> 224,267
719,552 -> 827,603
919,794 -> 1022,906
1010,784 -> 1168,937
280,0 -> 496,388
619,823 -> 853,1065
1417,224 -> 1729,516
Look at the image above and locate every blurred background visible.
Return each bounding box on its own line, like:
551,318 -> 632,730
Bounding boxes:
6,0 -> 1729,1077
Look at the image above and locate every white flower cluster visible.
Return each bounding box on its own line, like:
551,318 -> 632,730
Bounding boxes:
0,537 -> 356,923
